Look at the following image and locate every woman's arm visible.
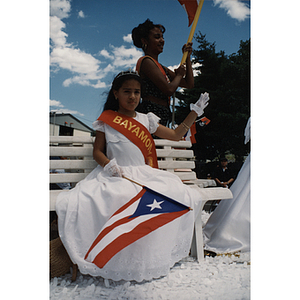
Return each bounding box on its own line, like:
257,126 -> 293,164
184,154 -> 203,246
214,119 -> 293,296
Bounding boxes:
167,43 -> 194,89
141,58 -> 186,97
93,131 -> 110,167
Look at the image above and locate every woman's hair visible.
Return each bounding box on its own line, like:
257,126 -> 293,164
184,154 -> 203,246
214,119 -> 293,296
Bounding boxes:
103,71 -> 142,112
132,19 -> 165,50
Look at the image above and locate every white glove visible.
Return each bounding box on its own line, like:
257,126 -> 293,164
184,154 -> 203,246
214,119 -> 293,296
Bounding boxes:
190,92 -> 210,116
103,158 -> 123,177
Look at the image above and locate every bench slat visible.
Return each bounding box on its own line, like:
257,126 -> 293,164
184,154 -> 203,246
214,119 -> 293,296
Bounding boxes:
50,136 -> 95,144
184,179 -> 217,188
158,160 -> 195,169
50,137 -> 189,148
50,160 -> 194,171
154,140 -> 192,148
50,147 -> 93,157
50,170 -> 196,184
50,190 -> 64,211
50,173 -> 89,183
156,149 -> 194,158
50,160 -> 98,170
172,171 -> 197,180
50,147 -> 194,159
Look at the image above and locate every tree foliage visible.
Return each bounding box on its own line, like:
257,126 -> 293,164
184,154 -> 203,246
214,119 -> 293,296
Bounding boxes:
175,33 -> 250,162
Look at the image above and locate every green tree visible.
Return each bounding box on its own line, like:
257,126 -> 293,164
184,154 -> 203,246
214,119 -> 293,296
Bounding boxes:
175,33 -> 250,162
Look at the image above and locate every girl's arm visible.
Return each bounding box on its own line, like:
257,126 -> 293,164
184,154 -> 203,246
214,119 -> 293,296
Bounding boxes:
154,111 -> 198,141
154,92 -> 210,141
93,131 -> 110,167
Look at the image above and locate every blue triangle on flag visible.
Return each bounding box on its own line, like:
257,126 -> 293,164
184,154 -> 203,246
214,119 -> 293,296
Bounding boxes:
129,187 -> 189,219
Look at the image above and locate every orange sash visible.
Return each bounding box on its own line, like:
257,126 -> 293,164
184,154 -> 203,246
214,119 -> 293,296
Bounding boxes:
136,56 -> 171,104
98,110 -> 158,168
136,56 -> 170,84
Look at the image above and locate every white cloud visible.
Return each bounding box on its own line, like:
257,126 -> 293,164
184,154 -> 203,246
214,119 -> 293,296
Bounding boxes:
99,49 -> 114,60
50,108 -> 84,116
49,0 -> 142,89
123,33 -> 132,43
50,0 -> 71,19
50,47 -> 101,75
50,16 -> 70,48
78,10 -> 85,18
192,62 -> 201,76
50,99 -> 84,117
62,75 -> 106,89
213,0 -> 250,21
111,45 -> 143,68
50,99 -> 64,107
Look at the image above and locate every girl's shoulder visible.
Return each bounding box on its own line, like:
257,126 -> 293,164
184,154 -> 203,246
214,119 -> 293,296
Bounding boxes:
93,119 -> 105,132
135,111 -> 160,134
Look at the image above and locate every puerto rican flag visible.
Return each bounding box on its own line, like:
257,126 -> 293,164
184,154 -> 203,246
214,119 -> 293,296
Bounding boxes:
178,0 -> 200,26
185,117 -> 210,144
84,186 -> 191,268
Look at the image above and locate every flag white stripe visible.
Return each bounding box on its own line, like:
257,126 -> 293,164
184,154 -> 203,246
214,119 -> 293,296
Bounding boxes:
105,200 -> 140,228
86,213 -> 157,262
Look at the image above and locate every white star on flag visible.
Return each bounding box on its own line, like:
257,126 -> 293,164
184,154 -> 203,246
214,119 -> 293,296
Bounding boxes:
147,199 -> 164,211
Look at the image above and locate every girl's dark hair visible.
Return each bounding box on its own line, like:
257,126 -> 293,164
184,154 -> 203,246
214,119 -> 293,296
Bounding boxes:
132,19 -> 165,49
103,71 -> 142,112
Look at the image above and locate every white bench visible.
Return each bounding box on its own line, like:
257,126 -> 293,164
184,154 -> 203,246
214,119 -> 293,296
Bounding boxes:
50,136 -> 232,261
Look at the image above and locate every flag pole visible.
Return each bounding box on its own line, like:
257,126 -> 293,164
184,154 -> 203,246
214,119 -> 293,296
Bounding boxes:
122,175 -> 144,187
180,0 -> 205,65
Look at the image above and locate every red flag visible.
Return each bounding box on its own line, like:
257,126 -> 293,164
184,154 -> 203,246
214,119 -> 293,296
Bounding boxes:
85,187 -> 190,268
185,122 -> 197,144
198,116 -> 210,126
184,117 -> 211,144
178,0 -> 200,26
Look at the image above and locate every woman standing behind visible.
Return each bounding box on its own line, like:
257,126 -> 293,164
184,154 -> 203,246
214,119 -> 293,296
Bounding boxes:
132,19 -> 194,127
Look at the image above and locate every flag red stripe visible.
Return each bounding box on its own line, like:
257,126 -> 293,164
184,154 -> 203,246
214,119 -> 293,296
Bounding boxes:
92,209 -> 189,268
85,189 -> 146,259
84,215 -> 135,259
112,188 -> 146,217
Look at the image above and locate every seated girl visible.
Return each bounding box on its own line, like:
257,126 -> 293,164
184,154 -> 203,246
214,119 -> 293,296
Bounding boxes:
56,70 -> 209,282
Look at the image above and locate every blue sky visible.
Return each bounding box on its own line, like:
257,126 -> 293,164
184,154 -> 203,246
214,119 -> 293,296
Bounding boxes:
50,0 -> 250,129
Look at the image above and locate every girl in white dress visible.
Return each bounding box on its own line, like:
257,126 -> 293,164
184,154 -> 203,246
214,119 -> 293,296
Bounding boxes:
56,70 -> 210,282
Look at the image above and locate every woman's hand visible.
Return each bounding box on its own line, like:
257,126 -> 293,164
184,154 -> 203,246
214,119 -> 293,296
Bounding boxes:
182,42 -> 193,56
175,64 -> 186,78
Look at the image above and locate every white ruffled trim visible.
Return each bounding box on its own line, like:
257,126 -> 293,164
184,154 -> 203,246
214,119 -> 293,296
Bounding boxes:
92,119 -> 105,132
147,112 -> 160,134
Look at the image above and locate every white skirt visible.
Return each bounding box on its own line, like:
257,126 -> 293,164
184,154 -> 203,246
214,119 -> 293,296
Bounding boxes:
56,164 -> 202,282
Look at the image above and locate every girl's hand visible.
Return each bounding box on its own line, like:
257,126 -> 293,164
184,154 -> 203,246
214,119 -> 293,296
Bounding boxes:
182,42 -> 193,56
190,92 -> 210,116
103,158 -> 123,177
